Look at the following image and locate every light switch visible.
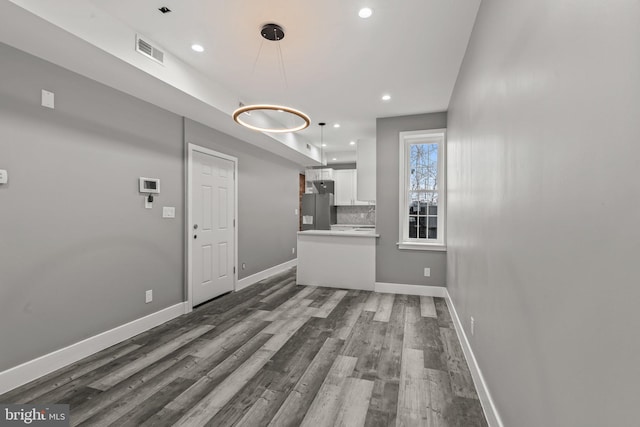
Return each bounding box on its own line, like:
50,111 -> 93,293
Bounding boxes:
41,90 -> 55,109
0,169 -> 7,185
163,207 -> 176,218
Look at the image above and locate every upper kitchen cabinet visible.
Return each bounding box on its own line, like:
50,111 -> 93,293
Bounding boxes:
305,168 -> 334,182
335,169 -> 368,206
304,168 -> 334,193
356,139 -> 376,202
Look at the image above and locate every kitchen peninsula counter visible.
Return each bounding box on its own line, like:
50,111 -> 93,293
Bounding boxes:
297,229 -> 378,290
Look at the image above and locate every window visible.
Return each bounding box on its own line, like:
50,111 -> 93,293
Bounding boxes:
398,129 -> 446,250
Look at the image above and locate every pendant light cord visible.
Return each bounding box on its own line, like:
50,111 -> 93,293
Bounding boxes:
320,123 -> 326,181
321,125 -> 324,164
277,42 -> 288,89
250,39 -> 265,76
251,28 -> 288,90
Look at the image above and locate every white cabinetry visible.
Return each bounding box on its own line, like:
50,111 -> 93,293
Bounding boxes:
334,170 -> 352,205
356,139 -> 376,202
305,168 -> 334,193
334,169 -> 368,206
305,168 -> 334,182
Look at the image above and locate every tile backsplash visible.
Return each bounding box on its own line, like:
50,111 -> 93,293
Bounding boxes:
336,205 -> 376,225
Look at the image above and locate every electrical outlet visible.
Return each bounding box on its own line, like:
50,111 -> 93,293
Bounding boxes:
292,247 -> 296,254
145,290 -> 153,303
424,267 -> 431,277
242,263 -> 246,270
470,316 -> 475,336
295,208 -> 298,215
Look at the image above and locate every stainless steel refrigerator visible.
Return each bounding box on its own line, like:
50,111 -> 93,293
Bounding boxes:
301,193 -> 337,230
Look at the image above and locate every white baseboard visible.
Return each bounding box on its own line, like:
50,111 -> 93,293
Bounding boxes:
0,302 -> 188,395
236,259 -> 297,291
374,282 -> 448,297
444,292 -> 503,427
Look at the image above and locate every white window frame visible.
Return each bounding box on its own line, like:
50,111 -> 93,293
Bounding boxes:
398,129 -> 446,251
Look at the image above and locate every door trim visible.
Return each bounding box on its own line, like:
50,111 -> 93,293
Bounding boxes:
186,143 -> 238,313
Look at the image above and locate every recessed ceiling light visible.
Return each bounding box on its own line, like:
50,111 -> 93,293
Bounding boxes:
350,141 -> 356,145
359,7 -> 373,18
332,158 -> 338,161
191,44 -> 205,53
333,123 -> 340,128
322,143 -> 327,147
382,94 -> 391,101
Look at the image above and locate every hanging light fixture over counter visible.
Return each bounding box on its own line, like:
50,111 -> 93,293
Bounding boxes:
232,23 -> 310,133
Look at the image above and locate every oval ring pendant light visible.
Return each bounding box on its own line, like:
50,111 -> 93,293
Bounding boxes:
232,23 -> 310,133
233,104 -> 310,133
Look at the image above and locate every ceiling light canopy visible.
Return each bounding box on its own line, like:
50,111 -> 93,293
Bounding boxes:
359,7 -> 373,18
382,94 -> 391,101
350,141 -> 356,145
191,44 -> 204,52
333,123 -> 341,128
232,23 -> 310,133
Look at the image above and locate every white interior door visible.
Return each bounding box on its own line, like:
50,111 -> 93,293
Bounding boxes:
191,149 -> 235,306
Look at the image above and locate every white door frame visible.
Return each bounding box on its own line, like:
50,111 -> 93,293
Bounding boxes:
186,143 -> 238,313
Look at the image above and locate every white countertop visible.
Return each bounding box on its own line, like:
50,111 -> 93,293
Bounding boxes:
298,229 -> 379,238
332,224 -> 375,228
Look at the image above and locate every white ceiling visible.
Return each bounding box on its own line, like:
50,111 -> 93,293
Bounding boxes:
2,0 -> 480,165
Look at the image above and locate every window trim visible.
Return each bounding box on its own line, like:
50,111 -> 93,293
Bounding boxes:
398,128 -> 447,250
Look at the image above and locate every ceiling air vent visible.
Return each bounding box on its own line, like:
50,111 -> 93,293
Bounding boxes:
136,35 -> 164,65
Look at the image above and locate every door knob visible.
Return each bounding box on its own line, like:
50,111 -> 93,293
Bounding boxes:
194,224 -> 198,230
194,235 -> 198,239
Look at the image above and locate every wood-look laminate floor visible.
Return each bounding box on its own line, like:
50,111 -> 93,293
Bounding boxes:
0,269 -> 488,427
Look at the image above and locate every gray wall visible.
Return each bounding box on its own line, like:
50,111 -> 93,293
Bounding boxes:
184,119 -> 299,279
0,42 -> 184,372
447,1 -> 640,425
376,112 -> 447,286
0,42 -> 300,373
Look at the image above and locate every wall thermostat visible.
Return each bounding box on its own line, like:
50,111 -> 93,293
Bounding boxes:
139,177 -> 160,194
